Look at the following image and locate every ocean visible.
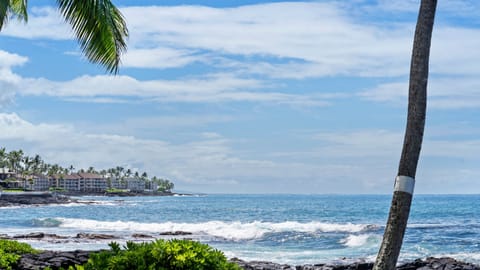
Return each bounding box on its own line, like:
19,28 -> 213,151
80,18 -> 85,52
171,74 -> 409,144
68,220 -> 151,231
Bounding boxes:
0,194 -> 479,265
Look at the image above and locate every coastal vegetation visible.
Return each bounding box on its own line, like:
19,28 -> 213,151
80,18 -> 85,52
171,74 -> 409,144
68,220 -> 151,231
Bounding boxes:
82,240 -> 241,270
0,239 -> 240,270
0,148 -> 174,193
0,239 -> 37,270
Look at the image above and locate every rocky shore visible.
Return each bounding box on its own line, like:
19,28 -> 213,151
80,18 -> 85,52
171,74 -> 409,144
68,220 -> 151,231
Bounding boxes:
10,253 -> 480,270
0,193 -> 74,207
61,190 -> 179,197
0,191 -> 186,207
3,233 -> 478,270
232,257 -> 480,270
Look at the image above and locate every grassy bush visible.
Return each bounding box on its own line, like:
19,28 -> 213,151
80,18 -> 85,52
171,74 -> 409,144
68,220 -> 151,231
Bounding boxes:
0,239 -> 38,270
105,188 -> 128,193
81,239 -> 241,270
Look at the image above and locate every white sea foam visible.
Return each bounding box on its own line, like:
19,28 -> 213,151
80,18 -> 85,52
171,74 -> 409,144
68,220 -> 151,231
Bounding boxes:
55,218 -> 373,240
407,223 -> 461,229
341,234 -> 371,247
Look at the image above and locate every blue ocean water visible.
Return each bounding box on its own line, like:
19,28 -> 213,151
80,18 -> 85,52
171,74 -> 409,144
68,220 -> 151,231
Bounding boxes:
0,194 -> 479,264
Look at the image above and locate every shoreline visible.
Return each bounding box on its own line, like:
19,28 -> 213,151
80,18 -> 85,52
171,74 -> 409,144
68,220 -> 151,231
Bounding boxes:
12,249 -> 480,270
0,192 -> 73,207
0,191 -> 187,207
2,194 -> 478,268
3,232 -> 480,270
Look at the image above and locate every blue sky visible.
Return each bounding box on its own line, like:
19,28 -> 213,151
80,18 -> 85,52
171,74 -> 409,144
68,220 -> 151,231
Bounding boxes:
1,0 -> 479,194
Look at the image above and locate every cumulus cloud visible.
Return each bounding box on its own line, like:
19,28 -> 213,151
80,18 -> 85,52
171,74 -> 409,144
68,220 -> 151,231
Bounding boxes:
120,3 -> 413,77
0,69 -> 329,106
1,113 -> 478,193
2,2 -> 480,80
0,50 -> 27,109
122,48 -> 203,69
359,77 -> 480,109
0,113 -> 368,193
0,7 -> 71,40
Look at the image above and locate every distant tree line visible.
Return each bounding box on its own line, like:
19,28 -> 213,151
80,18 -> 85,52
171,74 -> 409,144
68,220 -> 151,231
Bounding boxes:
0,148 -> 174,192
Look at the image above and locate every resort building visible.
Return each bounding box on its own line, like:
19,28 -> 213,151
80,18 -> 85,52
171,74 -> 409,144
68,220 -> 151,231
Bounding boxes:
48,173 -> 107,192
144,180 -> 158,192
24,174 -> 50,191
109,178 -> 127,190
1,170 -> 160,193
50,174 -> 82,191
78,173 -> 106,192
125,177 -> 145,192
0,168 -> 15,181
109,177 -> 147,192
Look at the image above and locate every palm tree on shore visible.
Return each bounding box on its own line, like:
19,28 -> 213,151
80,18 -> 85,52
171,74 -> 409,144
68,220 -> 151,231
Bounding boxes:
0,148 -> 7,168
0,0 -> 128,73
32,154 -> 43,174
7,150 -> 23,174
126,169 -> 132,178
87,166 -> 96,174
69,165 -> 75,174
373,1 -> 437,269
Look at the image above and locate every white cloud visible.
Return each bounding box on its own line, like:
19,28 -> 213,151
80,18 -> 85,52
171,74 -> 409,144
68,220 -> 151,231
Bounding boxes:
0,113 -> 262,189
1,113 -> 478,193
0,50 -> 28,68
0,69 -> 328,106
122,47 -> 203,69
0,113 -> 363,193
376,0 -> 419,12
0,7 -> 71,40
0,50 -> 27,109
18,73 -> 265,102
360,77 -> 480,109
0,2 -> 414,77
119,2 -> 480,78
121,3 -> 413,77
431,27 -> 480,76
0,92 -> 14,109
2,2 -> 480,80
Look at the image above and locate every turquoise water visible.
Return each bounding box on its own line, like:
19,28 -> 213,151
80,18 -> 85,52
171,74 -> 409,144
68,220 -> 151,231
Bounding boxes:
0,194 -> 479,264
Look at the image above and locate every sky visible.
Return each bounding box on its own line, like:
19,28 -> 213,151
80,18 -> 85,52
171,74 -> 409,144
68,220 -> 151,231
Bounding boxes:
0,0 -> 479,194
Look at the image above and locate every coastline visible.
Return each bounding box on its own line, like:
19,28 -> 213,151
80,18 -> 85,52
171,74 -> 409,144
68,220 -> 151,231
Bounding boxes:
3,232 -> 479,270
0,191 -> 184,207
11,248 -> 480,270
2,194 -> 479,267
0,192 -> 73,207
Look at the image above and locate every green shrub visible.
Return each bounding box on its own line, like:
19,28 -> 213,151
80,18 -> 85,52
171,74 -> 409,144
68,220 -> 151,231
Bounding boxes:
82,239 -> 240,270
0,239 -> 37,270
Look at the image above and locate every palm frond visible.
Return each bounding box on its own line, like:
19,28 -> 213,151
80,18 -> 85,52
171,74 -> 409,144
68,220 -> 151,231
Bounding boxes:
0,0 -> 28,30
0,1 -> 10,30
56,0 -> 129,74
10,0 -> 28,21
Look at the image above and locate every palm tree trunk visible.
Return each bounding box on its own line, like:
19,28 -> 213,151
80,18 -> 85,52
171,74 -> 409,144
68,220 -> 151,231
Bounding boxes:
373,1 -> 437,270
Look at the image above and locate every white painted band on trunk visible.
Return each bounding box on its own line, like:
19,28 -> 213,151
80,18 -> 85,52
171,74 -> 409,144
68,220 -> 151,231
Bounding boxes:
394,175 -> 415,194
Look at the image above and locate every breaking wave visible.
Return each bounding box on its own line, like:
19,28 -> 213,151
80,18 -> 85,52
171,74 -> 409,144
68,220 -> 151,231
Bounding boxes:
32,218 -> 63,227
33,218 -> 377,240
340,234 -> 378,247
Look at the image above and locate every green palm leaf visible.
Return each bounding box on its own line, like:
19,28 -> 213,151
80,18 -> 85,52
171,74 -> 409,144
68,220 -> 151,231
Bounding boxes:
0,0 -> 28,30
56,0 -> 128,73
